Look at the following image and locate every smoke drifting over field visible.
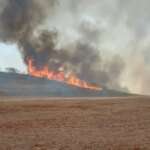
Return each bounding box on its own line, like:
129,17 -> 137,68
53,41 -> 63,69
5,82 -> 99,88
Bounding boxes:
0,0 -> 149,94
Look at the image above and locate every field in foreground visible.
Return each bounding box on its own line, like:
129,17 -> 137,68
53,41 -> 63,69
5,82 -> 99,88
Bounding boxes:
0,96 -> 150,150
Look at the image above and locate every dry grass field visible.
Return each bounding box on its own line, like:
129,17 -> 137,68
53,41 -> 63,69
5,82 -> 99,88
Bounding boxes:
0,96 -> 149,150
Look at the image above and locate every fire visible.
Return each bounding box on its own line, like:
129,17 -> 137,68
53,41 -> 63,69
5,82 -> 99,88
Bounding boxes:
27,59 -> 102,91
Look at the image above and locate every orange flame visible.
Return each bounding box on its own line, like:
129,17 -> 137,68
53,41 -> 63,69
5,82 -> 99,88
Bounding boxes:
27,59 -> 102,91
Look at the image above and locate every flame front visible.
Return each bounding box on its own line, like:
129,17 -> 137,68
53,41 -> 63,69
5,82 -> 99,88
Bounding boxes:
27,59 -> 102,91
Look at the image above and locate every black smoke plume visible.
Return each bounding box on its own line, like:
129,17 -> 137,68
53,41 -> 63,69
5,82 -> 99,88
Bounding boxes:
0,0 -> 126,90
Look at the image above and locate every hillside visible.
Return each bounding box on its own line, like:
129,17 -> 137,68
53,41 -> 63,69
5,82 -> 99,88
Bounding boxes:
0,72 -> 129,97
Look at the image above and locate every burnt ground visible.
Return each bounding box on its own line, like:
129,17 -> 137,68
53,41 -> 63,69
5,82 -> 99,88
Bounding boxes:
0,96 -> 149,150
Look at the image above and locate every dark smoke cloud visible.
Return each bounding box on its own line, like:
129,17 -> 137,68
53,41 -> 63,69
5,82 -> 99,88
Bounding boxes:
0,0 -> 126,91
61,22 -> 125,90
0,0 -> 57,68
0,0 -> 46,42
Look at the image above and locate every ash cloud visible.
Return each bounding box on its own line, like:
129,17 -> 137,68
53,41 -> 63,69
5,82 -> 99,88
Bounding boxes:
0,0 -> 150,94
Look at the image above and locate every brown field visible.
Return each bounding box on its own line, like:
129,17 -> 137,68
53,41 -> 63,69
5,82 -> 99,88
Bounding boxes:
0,96 -> 150,150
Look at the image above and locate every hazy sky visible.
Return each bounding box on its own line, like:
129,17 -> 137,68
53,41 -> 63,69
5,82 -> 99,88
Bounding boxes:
0,0 -> 150,94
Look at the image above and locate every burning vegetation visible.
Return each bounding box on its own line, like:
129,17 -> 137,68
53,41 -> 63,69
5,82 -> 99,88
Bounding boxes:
28,58 -> 101,90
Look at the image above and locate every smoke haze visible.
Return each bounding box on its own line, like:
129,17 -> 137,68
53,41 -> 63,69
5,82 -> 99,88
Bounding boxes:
0,0 -> 149,94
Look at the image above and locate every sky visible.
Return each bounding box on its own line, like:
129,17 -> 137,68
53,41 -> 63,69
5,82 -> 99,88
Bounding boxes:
0,43 -> 26,72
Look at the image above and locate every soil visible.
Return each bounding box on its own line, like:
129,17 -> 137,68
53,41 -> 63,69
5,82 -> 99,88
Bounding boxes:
0,96 -> 149,150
